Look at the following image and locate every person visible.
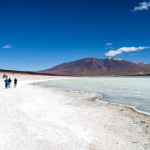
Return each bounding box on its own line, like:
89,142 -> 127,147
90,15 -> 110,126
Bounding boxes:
8,77 -> 12,88
14,78 -> 17,88
4,77 -> 9,88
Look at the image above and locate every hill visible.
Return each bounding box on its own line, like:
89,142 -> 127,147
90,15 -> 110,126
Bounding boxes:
39,57 -> 150,76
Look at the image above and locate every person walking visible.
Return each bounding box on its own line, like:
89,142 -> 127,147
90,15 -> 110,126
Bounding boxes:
4,77 -> 9,88
8,77 -> 12,88
14,78 -> 17,88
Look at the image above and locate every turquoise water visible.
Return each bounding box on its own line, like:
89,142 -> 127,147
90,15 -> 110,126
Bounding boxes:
37,77 -> 150,113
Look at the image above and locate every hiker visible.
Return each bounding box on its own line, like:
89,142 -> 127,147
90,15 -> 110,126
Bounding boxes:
8,78 -> 12,88
4,78 -> 9,88
14,78 -> 17,88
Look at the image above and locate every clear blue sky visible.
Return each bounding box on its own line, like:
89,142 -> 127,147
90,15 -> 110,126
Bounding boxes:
0,0 -> 150,71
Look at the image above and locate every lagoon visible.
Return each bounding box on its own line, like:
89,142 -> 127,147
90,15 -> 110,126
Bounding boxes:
38,77 -> 150,114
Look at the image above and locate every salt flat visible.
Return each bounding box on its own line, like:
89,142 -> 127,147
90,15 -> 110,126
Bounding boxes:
0,73 -> 149,150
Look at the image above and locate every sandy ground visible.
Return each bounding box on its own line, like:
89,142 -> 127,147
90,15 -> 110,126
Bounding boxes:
0,73 -> 150,150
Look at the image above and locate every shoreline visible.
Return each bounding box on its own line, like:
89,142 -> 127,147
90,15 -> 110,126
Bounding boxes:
34,79 -> 150,119
96,99 -> 150,117
33,78 -> 150,117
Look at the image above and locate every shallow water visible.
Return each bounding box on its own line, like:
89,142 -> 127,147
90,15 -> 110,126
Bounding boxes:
37,77 -> 150,113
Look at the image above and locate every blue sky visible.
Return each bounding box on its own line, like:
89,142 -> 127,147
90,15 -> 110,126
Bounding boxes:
0,0 -> 150,71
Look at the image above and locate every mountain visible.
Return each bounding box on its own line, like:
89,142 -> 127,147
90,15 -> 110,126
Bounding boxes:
39,57 -> 150,76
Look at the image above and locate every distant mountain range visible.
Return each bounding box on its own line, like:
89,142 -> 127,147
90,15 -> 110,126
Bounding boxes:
39,57 -> 150,76
0,69 -> 53,76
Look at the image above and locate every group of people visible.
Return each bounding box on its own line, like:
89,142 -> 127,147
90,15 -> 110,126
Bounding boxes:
4,77 -> 17,88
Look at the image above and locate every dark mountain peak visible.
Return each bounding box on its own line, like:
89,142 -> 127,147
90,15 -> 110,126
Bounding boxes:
39,58 -> 150,76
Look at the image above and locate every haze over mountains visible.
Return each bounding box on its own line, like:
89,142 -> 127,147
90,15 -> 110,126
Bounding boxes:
39,57 -> 150,76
